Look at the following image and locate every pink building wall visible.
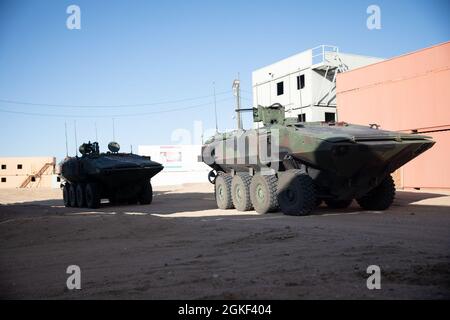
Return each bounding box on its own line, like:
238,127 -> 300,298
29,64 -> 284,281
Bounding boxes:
336,41 -> 450,190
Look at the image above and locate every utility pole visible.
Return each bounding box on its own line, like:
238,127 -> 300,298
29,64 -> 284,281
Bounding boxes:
232,76 -> 242,130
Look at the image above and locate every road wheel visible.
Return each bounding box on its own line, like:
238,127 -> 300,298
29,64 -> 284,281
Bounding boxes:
215,173 -> 234,209
76,184 -> 87,208
356,175 -> 395,210
63,184 -> 71,207
231,173 -> 253,211
139,181 -> 153,205
69,183 -> 78,207
277,170 -> 316,216
250,174 -> 278,214
324,198 -> 353,209
85,183 -> 100,209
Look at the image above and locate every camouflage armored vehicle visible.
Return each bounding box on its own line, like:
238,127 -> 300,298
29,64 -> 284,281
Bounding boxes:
60,141 -> 163,208
201,103 -> 435,216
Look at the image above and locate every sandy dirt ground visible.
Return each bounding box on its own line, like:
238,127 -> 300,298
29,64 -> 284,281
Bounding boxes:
0,183 -> 449,300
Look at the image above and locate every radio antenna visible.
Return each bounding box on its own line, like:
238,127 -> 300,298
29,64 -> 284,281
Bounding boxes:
213,81 -> 218,133
64,121 -> 69,157
112,118 -> 116,141
74,120 -> 78,156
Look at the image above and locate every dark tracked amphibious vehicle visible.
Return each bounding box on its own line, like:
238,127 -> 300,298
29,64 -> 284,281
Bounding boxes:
201,104 -> 435,216
60,141 -> 163,208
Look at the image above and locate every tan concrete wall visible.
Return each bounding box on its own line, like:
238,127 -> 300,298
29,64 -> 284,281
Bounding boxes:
0,157 -> 56,188
336,41 -> 450,190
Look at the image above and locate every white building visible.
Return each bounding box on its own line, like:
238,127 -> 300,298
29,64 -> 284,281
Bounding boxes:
252,45 -> 383,122
138,145 -> 210,186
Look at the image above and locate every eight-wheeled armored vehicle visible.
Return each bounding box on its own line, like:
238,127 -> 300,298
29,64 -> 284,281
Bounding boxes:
201,103 -> 435,216
60,141 -> 163,208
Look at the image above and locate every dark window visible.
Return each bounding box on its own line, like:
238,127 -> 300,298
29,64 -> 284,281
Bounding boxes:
297,74 -> 305,90
57,177 -> 61,182
1,164 -> 6,170
1,178 -> 6,183
277,81 -> 284,96
298,114 -> 306,122
325,112 -> 336,122
31,176 -> 36,182
17,164 -> 23,170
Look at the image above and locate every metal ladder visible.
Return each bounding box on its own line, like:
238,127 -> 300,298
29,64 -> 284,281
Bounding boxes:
324,54 -> 349,106
20,162 -> 54,188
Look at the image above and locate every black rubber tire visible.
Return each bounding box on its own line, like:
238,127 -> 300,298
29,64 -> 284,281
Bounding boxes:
277,170 -> 316,216
215,174 -> 234,209
69,183 -> 78,207
250,174 -> 278,214
356,175 -> 396,210
139,181 -> 153,205
85,183 -> 101,209
76,184 -> 87,208
231,173 -> 253,211
63,184 -> 71,207
324,198 -> 353,209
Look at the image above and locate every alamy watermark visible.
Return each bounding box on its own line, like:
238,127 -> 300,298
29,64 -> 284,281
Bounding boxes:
367,5 -> 381,30
366,265 -> 381,290
66,5 -> 81,30
66,265 -> 81,290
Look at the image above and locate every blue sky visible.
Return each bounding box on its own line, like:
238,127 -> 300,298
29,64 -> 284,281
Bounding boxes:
0,0 -> 448,161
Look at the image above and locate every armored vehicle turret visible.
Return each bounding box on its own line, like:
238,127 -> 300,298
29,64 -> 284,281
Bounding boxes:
201,104 -> 435,215
60,141 -> 163,208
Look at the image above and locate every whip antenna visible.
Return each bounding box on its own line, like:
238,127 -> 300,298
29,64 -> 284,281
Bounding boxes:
74,120 -> 78,156
213,81 -> 218,133
112,118 -> 116,141
64,121 -> 69,157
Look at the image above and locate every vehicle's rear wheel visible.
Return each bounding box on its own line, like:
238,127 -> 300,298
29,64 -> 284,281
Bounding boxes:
76,184 -> 86,208
215,173 -> 234,209
63,184 -> 71,207
69,183 -> 78,207
250,174 -> 278,214
85,183 -> 101,209
356,175 -> 395,210
324,198 -> 353,209
139,181 -> 153,205
277,170 -> 316,216
231,173 -> 253,211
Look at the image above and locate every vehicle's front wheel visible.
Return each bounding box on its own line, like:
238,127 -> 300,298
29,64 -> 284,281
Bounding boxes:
215,173 -> 234,209
63,184 -> 71,207
356,175 -> 395,210
250,174 -> 278,214
277,170 -> 316,216
85,183 -> 101,209
139,181 -> 153,205
69,183 -> 78,207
